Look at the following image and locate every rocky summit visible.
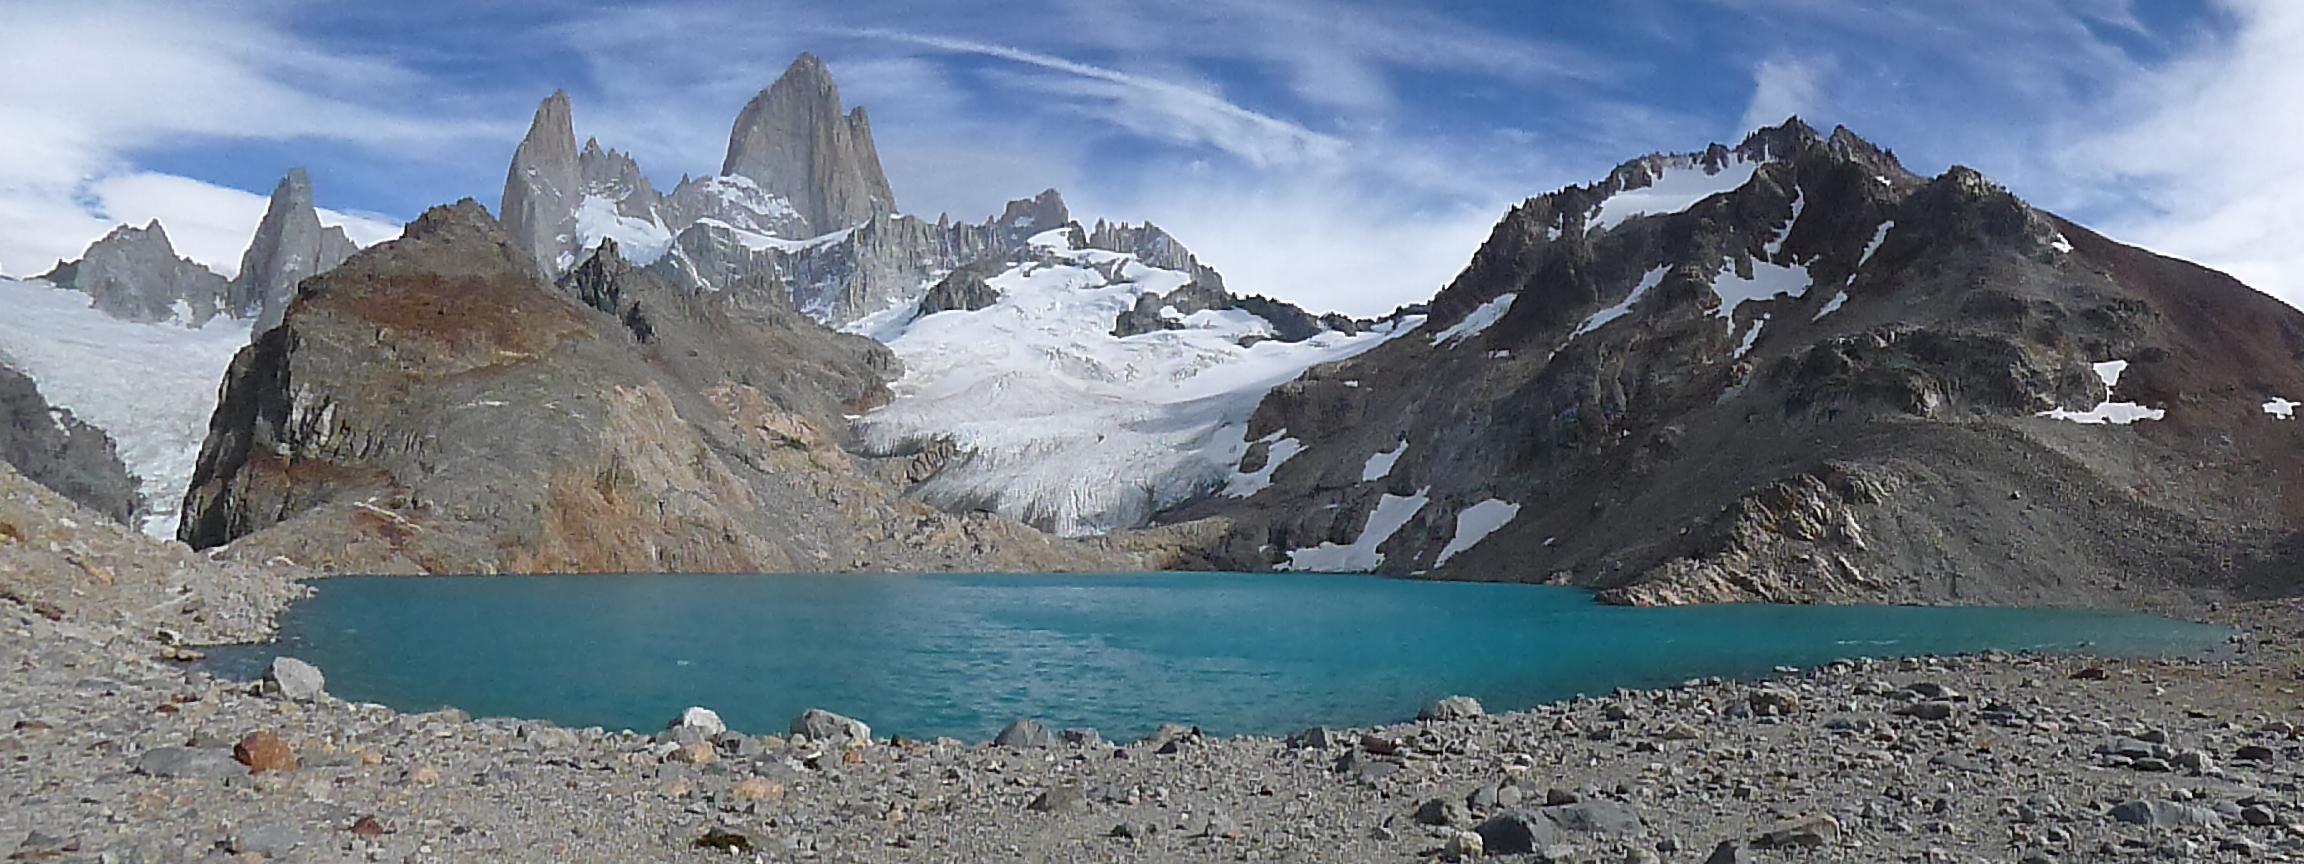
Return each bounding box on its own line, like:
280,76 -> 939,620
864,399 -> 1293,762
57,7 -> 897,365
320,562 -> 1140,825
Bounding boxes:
38,220 -> 228,326
1183,119 -> 2304,607
721,52 -> 897,239
229,168 -> 360,333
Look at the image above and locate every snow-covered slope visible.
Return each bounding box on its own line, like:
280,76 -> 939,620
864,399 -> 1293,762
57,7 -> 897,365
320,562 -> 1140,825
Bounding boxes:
848,229 -> 1411,536
0,278 -> 250,538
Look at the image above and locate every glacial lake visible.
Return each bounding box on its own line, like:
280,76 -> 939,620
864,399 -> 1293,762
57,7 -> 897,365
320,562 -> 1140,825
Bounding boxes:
208,572 -> 2234,742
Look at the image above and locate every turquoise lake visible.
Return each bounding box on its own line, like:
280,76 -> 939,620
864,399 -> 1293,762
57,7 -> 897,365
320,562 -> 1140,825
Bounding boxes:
208,572 -> 2234,741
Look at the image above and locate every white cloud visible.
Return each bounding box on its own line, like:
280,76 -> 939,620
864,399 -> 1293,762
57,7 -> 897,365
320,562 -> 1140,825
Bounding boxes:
0,0 -> 489,277
2061,0 -> 2304,306
1739,56 -> 1833,136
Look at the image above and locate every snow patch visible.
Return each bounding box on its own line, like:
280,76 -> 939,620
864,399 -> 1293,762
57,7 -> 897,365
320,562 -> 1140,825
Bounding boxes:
1713,259 -> 1811,324
1435,498 -> 1522,566
2265,397 -> 2298,420
0,278 -> 253,537
1431,293 -> 1516,346
2037,360 -> 2166,425
1856,220 -> 1894,273
1813,291 -> 1848,321
1225,433 -> 1303,498
1360,439 -> 1406,483
2049,232 -> 2074,254
1280,488 -> 1431,572
572,195 -> 673,265
1734,314 -> 1769,358
1591,158 -> 1762,231
1575,267 -> 1668,338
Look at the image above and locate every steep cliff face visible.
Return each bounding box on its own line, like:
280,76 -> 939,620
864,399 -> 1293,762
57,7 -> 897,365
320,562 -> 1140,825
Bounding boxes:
39,221 -> 227,325
229,168 -> 360,332
0,364 -> 140,525
499,91 -> 584,274
1187,120 -> 2304,607
721,53 -> 896,237
178,201 -> 1152,575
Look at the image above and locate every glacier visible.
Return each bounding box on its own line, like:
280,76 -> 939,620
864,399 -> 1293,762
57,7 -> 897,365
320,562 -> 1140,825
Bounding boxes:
0,278 -> 251,538
849,230 -> 1411,537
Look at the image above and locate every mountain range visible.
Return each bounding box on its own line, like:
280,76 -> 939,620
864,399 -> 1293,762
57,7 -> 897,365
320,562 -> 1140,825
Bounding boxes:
0,54 -> 2295,607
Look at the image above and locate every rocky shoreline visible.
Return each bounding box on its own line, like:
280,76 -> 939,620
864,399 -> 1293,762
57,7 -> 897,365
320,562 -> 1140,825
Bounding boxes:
6,461 -> 2303,862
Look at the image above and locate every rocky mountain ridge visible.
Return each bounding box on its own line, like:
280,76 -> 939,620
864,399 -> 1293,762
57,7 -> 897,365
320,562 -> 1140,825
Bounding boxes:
175,199 -> 1202,575
1183,118 -> 2304,606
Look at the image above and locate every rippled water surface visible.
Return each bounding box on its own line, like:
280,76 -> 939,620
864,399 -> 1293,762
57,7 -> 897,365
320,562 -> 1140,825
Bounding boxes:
208,572 -> 2233,740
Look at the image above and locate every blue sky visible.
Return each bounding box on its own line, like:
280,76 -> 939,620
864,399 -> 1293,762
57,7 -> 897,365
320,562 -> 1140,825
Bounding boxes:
1,0 -> 2295,316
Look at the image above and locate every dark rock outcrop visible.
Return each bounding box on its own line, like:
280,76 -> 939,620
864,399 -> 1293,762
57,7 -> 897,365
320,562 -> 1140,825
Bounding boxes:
228,168 -> 359,332
915,267 -> 1001,316
40,221 -> 228,325
1184,119 -> 2304,608
0,364 -> 140,525
179,201 -> 1154,575
721,53 -> 896,237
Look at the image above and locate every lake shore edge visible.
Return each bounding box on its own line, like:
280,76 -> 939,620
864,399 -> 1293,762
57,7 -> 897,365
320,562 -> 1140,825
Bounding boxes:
4,466 -> 2299,862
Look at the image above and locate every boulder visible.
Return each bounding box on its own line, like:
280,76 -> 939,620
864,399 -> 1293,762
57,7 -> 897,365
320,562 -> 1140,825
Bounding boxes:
233,731 -> 297,774
1475,810 -> 1569,854
2109,799 -> 2221,828
1753,814 -> 1840,849
1420,695 -> 1485,721
672,706 -> 726,737
994,719 -> 1055,749
134,747 -> 244,781
790,708 -> 870,743
262,657 -> 326,702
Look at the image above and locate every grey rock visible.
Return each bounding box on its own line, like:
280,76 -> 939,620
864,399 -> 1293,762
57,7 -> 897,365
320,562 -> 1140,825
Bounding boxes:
721,53 -> 896,237
518,724 -> 581,750
1752,814 -> 1840,849
2109,799 -> 2220,828
1420,695 -> 1485,721
134,747 -> 244,780
1058,728 -> 1101,747
1703,841 -> 1744,864
1028,785 -> 1085,814
229,168 -> 359,332
994,718 -> 1055,749
671,706 -> 726,737
39,220 -> 227,325
1544,800 -> 1645,836
1285,726 -> 1337,749
227,818 -> 302,857
263,656 -> 326,701
1897,702 -> 1956,721
2236,743 -> 2276,761
1415,796 -> 1470,827
791,709 -> 870,743
1474,810 -> 1568,856
1140,723 -> 1200,753
914,268 -> 1000,317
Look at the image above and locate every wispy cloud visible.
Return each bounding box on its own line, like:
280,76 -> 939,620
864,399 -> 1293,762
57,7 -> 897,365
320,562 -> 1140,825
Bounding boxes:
0,0 -> 497,273
2059,0 -> 2304,305
1738,56 -> 1833,136
854,29 -> 1349,168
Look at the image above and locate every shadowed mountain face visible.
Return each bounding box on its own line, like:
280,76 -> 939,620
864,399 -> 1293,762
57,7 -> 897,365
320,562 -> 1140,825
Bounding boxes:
175,201 -> 1183,575
0,363 -> 141,525
1183,120 -> 2304,607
